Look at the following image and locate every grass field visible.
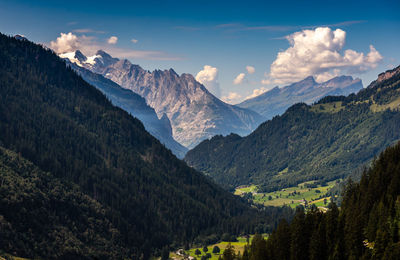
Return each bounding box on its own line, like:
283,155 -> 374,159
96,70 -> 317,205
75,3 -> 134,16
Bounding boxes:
370,95 -> 400,112
310,101 -> 345,113
170,235 -> 267,259
235,180 -> 339,210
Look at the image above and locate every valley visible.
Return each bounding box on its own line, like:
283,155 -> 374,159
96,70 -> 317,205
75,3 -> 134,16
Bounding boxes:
1,1 -> 399,259
185,66 -> 400,192
235,180 -> 340,210
170,235 -> 268,260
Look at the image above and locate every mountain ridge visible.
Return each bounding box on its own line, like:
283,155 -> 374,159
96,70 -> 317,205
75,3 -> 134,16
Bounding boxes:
65,58 -> 187,158
238,74 -> 363,120
62,50 -> 265,148
185,66 -> 400,192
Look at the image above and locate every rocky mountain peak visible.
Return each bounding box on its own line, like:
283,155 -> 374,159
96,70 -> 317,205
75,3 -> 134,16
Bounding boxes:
303,75 -> 316,83
238,74 -> 363,120
369,65 -> 400,88
321,76 -> 361,89
94,50 -> 118,67
74,50 -> 87,63
71,51 -> 264,148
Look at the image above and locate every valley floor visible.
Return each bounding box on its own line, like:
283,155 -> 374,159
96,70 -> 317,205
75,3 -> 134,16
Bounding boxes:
235,180 -> 340,211
170,235 -> 268,260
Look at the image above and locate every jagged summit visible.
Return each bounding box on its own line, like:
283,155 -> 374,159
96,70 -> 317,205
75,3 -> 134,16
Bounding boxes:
61,50 -> 264,148
61,51 -> 188,158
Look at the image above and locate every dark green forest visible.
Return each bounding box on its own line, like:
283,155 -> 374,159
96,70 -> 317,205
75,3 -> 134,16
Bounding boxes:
225,141 -> 400,260
0,34 -> 292,259
185,66 -> 400,192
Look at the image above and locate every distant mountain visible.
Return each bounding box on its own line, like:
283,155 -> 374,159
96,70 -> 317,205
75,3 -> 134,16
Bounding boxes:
0,33 -> 291,259
238,75 -> 363,120
185,66 -> 400,192
62,50 -> 264,149
65,57 -> 187,158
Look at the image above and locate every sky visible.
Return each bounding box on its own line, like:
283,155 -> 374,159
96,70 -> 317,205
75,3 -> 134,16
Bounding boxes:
1,0 -> 399,104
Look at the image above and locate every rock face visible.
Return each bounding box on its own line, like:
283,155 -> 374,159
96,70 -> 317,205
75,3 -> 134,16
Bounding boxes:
64,58 -> 188,158
63,50 -> 264,149
368,65 -> 400,88
238,75 -> 363,120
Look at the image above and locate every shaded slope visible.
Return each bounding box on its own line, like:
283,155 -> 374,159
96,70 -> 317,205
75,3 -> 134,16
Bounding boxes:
0,146 -> 127,259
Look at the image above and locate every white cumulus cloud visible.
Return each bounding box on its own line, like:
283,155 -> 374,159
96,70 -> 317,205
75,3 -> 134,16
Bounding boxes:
196,65 -> 221,97
131,38 -> 138,43
221,92 -> 242,104
50,32 -> 85,53
107,36 -> 118,44
49,32 -> 181,60
246,66 -> 255,74
233,73 -> 246,85
245,87 -> 269,100
264,27 -> 382,85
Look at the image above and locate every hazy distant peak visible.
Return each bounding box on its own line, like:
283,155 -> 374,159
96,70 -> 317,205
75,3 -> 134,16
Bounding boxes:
321,75 -> 361,89
238,73 -> 363,119
302,75 -> 316,83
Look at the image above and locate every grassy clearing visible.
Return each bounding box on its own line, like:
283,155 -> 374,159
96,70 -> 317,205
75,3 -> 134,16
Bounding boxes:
234,185 -> 257,195
370,96 -> 400,112
235,180 -> 339,210
171,235 -> 267,260
310,101 -> 345,113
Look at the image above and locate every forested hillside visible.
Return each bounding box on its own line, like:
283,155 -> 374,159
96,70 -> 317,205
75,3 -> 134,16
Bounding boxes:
185,66 -> 400,191
0,146 -> 128,259
0,34 -> 291,259
240,141 -> 400,260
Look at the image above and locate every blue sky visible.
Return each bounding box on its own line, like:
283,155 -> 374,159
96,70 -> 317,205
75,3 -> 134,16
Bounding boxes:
1,0 -> 399,103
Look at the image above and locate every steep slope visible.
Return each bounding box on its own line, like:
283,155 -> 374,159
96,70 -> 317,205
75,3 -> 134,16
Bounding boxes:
66,59 -> 187,158
0,34 -> 287,259
238,75 -> 363,120
245,141 -> 400,260
185,66 -> 400,192
0,146 -> 128,259
62,50 -> 264,148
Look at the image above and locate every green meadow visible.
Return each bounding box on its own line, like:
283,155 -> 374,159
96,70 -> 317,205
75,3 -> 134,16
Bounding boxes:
170,235 -> 268,260
235,180 -> 339,210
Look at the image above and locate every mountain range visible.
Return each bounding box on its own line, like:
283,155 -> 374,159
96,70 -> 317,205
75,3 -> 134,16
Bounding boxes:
61,50 -> 265,149
66,58 -> 187,158
0,33 -> 293,259
238,75 -> 363,120
185,66 -> 400,192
